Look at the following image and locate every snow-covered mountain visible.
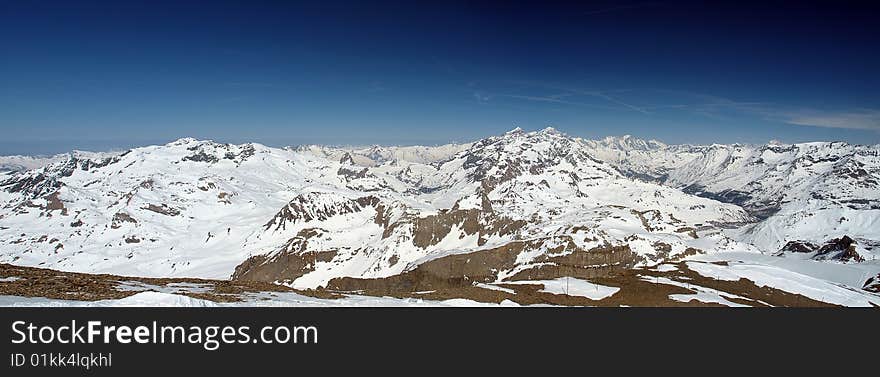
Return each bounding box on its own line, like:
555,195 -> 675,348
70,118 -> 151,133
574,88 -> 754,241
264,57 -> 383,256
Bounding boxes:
1,128 -> 878,305
294,142 -> 472,167
0,152 -> 93,172
238,127 -> 751,288
581,136 -> 880,259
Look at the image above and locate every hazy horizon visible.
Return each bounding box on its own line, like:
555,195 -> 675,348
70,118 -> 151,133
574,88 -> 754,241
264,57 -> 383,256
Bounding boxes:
3,125 -> 878,157
2,1 -> 879,155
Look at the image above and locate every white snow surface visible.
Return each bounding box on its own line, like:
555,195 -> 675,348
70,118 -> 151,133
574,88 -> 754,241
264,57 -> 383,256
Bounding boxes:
685,258 -> 880,307
582,135 -> 880,259
505,278 -> 620,300
0,291 -> 522,307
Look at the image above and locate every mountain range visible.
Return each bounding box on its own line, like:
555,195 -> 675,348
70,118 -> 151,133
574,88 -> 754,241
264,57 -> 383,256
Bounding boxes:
2,128 -> 878,306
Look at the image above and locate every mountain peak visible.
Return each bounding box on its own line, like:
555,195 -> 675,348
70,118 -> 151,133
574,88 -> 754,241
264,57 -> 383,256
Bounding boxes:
505,127 -> 524,135
598,135 -> 666,151
498,126 -> 565,141
539,126 -> 562,135
167,137 -> 215,148
171,137 -> 199,144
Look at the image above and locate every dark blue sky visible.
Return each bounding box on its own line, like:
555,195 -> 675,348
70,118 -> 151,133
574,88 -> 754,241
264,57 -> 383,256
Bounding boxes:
2,0 -> 879,154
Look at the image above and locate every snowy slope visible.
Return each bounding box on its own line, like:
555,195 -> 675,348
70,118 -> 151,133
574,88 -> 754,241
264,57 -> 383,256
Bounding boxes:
0,139 -> 348,278
581,136 -> 880,260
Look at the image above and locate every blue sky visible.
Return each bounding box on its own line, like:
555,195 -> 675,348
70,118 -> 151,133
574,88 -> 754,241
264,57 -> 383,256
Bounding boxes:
1,0 -> 879,154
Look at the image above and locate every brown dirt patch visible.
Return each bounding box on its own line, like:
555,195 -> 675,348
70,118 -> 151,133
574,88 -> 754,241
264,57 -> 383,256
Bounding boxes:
0,263 -> 340,302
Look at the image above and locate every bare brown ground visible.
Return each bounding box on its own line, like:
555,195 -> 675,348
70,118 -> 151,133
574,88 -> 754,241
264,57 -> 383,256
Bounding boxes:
0,262 -> 849,306
328,261 -> 842,307
0,263 -> 340,302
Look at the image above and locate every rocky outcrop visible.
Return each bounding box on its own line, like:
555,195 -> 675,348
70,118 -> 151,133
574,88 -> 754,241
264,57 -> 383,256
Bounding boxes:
778,235 -> 864,262
182,151 -> 219,163
781,240 -> 817,253
864,274 -> 880,293
411,208 -> 526,248
263,193 -> 381,231
141,204 -> 180,216
232,228 -> 338,282
817,236 -> 863,262
110,212 -> 137,229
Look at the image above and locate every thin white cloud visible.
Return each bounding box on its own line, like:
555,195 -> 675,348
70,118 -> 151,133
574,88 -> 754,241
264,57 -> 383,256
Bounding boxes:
782,109 -> 880,130
501,94 -> 577,105
478,83 -> 880,131
588,91 -> 650,114
499,94 -> 623,110
495,80 -> 652,114
473,91 -> 491,103
642,101 -> 767,111
620,90 -> 880,131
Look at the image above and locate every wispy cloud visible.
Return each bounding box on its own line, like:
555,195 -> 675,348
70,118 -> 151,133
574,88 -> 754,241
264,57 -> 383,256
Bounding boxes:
663,97 -> 880,131
501,94 -> 574,104
641,102 -> 767,110
652,97 -> 880,131
495,81 -> 651,114
585,91 -> 650,114
499,94 -> 623,111
779,109 -> 880,130
473,91 -> 491,103
474,82 -> 880,131
523,85 -> 651,114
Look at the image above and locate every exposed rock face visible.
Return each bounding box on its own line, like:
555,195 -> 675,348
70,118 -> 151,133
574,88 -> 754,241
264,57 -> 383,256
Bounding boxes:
338,153 -> 355,165
264,194 -> 381,231
817,236 -> 863,262
141,204 -> 180,216
778,235 -> 864,262
232,228 -> 338,282
110,212 -> 137,229
411,208 -> 526,248
182,142 -> 256,165
182,151 -> 219,163
864,274 -> 880,293
234,199 -> 530,284
337,166 -> 369,180
781,240 -> 817,253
